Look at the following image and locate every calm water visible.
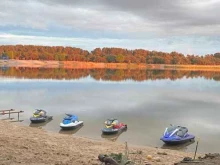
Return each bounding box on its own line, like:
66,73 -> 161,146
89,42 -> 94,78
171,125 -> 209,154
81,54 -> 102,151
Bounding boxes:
0,67 -> 220,153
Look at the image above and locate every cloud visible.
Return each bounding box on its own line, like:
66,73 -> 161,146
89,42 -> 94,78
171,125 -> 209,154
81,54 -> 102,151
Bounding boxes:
0,0 -> 150,34
0,33 -> 220,55
1,0 -> 220,36
101,0 -> 220,35
0,0 -> 220,54
1,33 -> 220,55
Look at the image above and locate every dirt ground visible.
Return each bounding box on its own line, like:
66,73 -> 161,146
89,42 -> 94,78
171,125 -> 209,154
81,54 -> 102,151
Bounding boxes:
175,153 -> 220,165
0,120 -> 197,165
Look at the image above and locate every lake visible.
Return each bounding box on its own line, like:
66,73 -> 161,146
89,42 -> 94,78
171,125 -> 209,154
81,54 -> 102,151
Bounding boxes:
0,67 -> 220,153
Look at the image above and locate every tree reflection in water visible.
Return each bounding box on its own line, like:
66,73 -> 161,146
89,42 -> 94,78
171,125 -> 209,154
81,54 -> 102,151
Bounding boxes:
1,67 -> 220,81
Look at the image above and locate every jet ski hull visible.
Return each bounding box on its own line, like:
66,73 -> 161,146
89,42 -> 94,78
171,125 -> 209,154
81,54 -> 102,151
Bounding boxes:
102,125 -> 127,135
30,116 -> 53,123
160,134 -> 195,145
60,121 -> 83,130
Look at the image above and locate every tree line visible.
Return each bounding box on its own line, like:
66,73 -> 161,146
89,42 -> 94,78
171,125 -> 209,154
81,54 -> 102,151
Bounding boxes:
1,67 -> 220,81
0,45 -> 220,65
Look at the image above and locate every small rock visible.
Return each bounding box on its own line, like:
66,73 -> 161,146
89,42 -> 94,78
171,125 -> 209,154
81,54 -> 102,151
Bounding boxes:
157,151 -> 168,155
22,146 -> 28,149
154,157 -> 161,162
144,161 -> 151,165
145,163 -> 151,165
183,157 -> 193,162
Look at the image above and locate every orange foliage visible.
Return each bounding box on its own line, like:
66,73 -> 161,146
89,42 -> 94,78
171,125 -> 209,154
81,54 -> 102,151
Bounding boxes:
0,45 -> 220,65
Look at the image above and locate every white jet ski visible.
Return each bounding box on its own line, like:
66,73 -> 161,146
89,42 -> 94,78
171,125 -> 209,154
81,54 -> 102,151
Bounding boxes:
60,114 -> 83,130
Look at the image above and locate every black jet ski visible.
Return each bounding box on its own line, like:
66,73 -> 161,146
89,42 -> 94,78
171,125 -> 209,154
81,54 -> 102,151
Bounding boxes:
102,118 -> 127,135
30,109 -> 53,123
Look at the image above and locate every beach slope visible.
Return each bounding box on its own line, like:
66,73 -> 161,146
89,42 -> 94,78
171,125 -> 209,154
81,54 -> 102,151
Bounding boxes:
0,121 -> 194,165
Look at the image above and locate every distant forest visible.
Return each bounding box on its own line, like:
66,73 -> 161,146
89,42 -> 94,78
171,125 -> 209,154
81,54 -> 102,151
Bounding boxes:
0,45 -> 220,65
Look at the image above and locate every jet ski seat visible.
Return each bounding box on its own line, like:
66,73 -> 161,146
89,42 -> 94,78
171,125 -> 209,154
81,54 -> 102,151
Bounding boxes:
177,127 -> 188,137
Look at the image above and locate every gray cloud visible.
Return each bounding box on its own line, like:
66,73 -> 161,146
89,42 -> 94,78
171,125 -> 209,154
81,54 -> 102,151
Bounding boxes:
1,33 -> 220,54
0,0 -> 220,36
0,0 -> 220,54
101,0 -> 220,34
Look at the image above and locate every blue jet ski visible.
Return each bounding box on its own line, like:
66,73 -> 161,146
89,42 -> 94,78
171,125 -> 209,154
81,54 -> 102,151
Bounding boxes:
60,114 -> 84,130
160,125 -> 195,145
30,109 -> 53,123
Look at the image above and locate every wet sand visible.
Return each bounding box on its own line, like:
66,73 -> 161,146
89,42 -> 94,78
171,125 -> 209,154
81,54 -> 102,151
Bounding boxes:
0,120 -> 197,165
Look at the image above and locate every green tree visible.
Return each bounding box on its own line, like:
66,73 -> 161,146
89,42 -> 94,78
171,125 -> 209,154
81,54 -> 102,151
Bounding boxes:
106,55 -> 116,63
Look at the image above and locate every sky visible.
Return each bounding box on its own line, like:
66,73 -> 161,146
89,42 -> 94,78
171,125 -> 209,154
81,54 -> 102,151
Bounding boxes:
0,0 -> 220,55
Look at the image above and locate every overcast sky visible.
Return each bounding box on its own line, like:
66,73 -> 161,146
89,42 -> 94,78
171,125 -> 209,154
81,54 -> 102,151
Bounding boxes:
0,0 -> 220,55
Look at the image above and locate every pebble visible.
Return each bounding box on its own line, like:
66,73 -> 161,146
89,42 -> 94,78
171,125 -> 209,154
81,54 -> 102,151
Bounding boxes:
154,157 -> 161,162
157,151 -> 168,155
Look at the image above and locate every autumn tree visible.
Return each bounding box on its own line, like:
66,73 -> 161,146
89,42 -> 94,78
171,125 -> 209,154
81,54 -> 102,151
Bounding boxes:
0,45 -> 220,65
116,54 -> 124,63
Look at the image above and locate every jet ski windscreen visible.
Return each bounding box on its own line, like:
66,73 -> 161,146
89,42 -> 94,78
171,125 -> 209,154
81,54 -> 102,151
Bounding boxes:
106,120 -> 113,126
167,126 -> 178,133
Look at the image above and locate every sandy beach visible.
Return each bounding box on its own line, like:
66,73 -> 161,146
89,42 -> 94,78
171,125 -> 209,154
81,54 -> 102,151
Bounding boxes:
1,60 -> 220,71
0,120 -> 196,165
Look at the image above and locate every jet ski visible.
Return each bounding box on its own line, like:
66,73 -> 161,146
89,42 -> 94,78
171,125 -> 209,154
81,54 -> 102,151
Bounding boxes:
60,114 -> 83,130
30,109 -> 53,123
160,125 -> 195,145
102,118 -> 127,135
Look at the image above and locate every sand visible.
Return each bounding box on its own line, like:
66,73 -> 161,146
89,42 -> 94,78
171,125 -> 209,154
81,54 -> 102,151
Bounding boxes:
175,153 -> 220,165
0,120 -> 197,165
0,60 -> 149,69
1,60 -> 220,71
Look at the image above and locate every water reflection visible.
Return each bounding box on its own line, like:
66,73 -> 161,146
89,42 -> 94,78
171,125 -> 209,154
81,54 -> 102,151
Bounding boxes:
59,125 -> 84,135
0,67 -> 220,81
101,129 -> 127,142
161,140 -> 195,151
0,68 -> 220,153
10,119 -> 24,122
29,119 -> 53,128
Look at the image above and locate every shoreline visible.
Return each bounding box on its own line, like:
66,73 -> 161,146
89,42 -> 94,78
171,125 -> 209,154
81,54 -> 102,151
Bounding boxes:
1,60 -> 220,71
0,120 -> 197,165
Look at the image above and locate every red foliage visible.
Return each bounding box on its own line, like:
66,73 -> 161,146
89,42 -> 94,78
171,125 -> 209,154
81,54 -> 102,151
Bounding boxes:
0,45 -> 220,65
